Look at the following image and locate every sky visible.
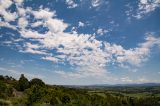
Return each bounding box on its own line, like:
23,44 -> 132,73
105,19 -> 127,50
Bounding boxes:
0,0 -> 160,85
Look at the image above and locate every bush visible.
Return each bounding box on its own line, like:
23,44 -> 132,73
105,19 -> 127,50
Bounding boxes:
50,96 -> 58,105
61,94 -> 70,104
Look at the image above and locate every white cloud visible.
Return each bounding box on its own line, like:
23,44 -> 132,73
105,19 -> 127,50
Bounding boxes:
31,21 -> 43,27
25,42 -> 41,49
20,30 -> 46,38
0,0 -> 17,22
135,0 -> 160,19
42,56 -> 59,63
0,0 -> 12,9
78,21 -> 85,27
0,10 -> 17,22
0,21 -> 17,30
20,48 -> 48,55
32,8 -> 56,20
1,3 -> 160,81
126,0 -> 160,19
46,18 -> 68,33
91,0 -> 101,7
14,7 -> 110,78
96,28 -> 108,35
139,34 -> 160,48
140,0 -> 148,4
17,7 -> 26,16
104,34 -> 160,67
65,0 -> 78,8
18,17 -> 28,29
19,42 -> 50,55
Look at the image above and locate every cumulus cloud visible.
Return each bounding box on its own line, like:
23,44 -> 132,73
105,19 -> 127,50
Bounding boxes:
46,18 -> 68,33
0,0 -> 17,22
18,17 -> 28,29
104,35 -> 160,67
17,7 -> 26,16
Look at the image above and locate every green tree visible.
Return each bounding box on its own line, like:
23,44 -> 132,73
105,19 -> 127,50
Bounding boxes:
0,75 -> 5,80
30,78 -> 45,87
17,74 -> 29,91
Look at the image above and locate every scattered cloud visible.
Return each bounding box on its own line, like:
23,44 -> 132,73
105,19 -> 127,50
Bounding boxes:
91,0 -> 102,7
96,28 -> 109,36
126,0 -> 160,19
31,8 -> 56,20
136,0 -> 160,19
78,21 -> 85,27
0,0 -> 160,81
0,21 -> 17,30
42,56 -> 59,63
65,0 -> 78,8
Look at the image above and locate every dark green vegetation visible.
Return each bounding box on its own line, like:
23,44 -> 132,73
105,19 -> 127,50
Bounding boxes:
0,74 -> 160,106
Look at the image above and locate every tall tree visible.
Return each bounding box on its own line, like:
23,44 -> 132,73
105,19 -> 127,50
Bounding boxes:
17,74 -> 29,91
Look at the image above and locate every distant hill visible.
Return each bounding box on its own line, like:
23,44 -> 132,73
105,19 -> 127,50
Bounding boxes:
113,83 -> 160,87
65,83 -> 160,89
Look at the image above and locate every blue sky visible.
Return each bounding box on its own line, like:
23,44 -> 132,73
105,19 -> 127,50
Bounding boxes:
0,0 -> 160,85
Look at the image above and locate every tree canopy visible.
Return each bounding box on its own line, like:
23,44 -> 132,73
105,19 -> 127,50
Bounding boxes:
30,78 -> 45,87
17,74 -> 29,91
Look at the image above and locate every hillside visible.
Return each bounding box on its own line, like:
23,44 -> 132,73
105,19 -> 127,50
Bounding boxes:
0,74 -> 160,106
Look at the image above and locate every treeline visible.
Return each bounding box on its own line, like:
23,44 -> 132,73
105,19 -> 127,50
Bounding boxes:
0,74 -> 160,106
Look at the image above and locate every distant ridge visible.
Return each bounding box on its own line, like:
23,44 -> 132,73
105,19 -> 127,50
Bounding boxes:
112,83 -> 160,87
88,83 -> 160,87
64,83 -> 160,89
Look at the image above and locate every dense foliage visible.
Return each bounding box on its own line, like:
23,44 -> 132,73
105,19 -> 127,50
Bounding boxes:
17,74 -> 30,91
0,74 -> 160,106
